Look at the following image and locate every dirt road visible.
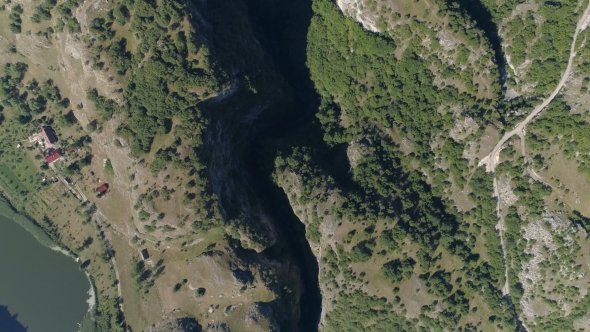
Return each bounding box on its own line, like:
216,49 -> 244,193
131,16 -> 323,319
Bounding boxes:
488,2 -> 590,174
94,211 -> 123,300
483,0 -> 590,322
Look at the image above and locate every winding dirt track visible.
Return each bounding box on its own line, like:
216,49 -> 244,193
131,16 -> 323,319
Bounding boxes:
488,3 -> 590,175
484,0 -> 590,326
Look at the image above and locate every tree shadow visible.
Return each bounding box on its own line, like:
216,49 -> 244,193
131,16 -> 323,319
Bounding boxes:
443,0 -> 507,85
245,0 -> 320,120
570,210 -> 590,235
0,305 -> 28,332
243,0 -> 323,331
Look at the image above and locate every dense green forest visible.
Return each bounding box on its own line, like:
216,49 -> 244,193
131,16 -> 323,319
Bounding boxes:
268,0 -> 525,329
308,0 -> 502,165
479,0 -> 582,93
270,0 -> 590,330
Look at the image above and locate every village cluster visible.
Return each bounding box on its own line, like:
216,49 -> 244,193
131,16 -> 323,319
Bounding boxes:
25,125 -> 155,263
26,125 -> 109,197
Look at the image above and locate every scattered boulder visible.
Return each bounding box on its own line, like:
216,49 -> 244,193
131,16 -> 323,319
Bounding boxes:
146,317 -> 201,332
207,322 -> 230,332
232,269 -> 255,285
244,302 -> 280,332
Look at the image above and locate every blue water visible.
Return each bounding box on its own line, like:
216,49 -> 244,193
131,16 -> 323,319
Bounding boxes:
0,213 -> 89,332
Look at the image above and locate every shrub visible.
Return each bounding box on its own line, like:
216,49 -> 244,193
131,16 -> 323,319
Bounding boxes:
381,258 -> 416,283
139,209 -> 150,221
349,240 -> 375,262
195,287 -> 206,297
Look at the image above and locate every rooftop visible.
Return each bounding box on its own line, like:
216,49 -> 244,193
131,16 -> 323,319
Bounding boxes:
45,150 -> 62,164
41,126 -> 57,144
96,184 -> 108,194
140,248 -> 149,260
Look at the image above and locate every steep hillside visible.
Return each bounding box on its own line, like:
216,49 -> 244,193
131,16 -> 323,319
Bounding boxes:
271,0 -> 590,331
0,0 -> 312,330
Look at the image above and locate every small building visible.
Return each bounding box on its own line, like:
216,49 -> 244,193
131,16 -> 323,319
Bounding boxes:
41,126 -> 57,144
140,248 -> 149,260
45,150 -> 62,164
96,184 -> 108,194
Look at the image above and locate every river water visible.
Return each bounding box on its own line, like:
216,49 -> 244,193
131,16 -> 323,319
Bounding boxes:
0,213 -> 89,332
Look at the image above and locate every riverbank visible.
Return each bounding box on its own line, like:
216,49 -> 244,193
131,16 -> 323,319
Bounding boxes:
0,194 -> 58,250
0,211 -> 91,332
0,193 -> 99,331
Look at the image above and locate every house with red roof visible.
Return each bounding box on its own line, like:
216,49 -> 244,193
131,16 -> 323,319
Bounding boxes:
96,184 -> 108,194
45,150 -> 62,164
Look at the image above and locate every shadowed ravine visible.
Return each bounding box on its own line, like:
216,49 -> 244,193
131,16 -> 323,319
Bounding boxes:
247,147 -> 322,331
244,0 -> 323,330
443,0 -> 507,86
